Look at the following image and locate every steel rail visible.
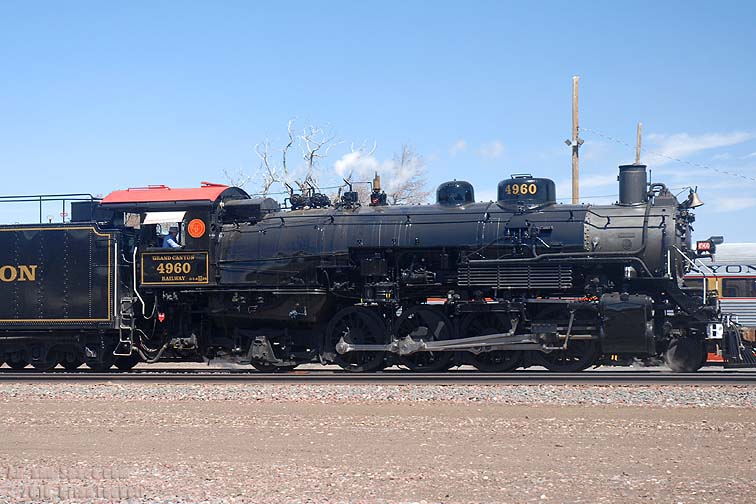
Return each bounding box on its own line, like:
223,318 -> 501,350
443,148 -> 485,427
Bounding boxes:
1,369 -> 756,385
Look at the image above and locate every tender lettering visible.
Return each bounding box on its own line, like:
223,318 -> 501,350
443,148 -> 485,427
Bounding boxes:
18,265 -> 38,281
0,264 -> 37,282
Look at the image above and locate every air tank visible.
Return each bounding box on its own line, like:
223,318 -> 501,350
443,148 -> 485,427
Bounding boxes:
618,164 -> 648,205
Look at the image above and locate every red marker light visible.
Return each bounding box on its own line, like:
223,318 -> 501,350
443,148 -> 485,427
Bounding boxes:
158,312 -> 166,323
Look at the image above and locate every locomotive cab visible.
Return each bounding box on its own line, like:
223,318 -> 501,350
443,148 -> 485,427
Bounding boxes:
136,209 -> 210,250
99,182 -> 249,289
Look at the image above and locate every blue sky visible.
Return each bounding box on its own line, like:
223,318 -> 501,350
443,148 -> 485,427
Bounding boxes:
1,1 -> 755,241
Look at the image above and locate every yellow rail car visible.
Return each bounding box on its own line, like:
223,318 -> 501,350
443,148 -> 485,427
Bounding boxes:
684,243 -> 756,363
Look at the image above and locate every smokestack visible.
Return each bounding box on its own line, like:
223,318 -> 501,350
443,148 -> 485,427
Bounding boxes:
618,164 -> 647,205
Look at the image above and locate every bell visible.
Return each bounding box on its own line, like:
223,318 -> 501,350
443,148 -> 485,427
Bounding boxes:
688,190 -> 704,208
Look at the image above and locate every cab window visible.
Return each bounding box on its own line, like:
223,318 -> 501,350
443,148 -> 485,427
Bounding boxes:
156,222 -> 184,248
682,278 -> 703,290
721,278 -> 756,298
142,211 -> 187,249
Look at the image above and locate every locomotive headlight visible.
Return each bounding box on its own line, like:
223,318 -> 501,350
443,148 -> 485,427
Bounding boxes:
697,236 -> 724,254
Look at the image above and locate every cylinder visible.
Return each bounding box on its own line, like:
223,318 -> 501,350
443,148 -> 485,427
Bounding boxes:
618,164 -> 647,205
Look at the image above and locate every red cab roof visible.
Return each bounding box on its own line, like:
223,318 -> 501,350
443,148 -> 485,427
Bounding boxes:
101,182 -> 236,205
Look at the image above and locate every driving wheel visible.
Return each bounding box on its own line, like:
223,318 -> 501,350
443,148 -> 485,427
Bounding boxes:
396,306 -> 454,372
462,313 -> 522,372
327,306 -> 388,372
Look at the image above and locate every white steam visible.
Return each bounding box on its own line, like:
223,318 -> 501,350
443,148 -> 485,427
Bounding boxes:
333,150 -> 425,199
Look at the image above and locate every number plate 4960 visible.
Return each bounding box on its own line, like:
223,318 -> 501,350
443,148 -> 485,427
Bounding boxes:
140,252 -> 209,285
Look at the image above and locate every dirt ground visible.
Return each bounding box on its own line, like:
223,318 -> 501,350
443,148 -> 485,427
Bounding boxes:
1,393 -> 755,503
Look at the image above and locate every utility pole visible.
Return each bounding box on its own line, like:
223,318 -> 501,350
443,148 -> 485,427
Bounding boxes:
635,121 -> 643,165
565,75 -> 583,204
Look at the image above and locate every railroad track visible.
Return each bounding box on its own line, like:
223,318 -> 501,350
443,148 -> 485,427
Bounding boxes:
2,368 -> 756,385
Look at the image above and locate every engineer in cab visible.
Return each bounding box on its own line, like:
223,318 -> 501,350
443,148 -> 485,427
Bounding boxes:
162,226 -> 182,248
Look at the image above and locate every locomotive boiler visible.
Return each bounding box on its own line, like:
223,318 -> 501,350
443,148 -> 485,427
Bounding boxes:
0,165 -> 752,372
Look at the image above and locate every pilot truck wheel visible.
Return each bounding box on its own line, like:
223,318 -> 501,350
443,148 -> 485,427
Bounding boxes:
664,337 -> 705,373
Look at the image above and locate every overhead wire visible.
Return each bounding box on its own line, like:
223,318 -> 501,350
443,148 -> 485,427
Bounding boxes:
582,127 -> 756,183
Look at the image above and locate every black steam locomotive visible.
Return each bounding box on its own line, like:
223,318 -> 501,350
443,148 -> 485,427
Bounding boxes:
0,165 -> 753,372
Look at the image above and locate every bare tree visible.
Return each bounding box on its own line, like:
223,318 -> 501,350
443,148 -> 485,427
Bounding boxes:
226,120 -> 337,197
299,125 -> 337,189
282,119 -> 295,176
253,119 -> 297,195
331,142 -> 430,206
224,124 -> 428,206
336,142 -> 377,204
385,144 -> 430,205
222,166 -> 253,189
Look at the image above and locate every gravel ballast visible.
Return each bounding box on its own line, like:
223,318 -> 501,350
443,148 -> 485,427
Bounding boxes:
0,382 -> 755,407
1,383 -> 755,503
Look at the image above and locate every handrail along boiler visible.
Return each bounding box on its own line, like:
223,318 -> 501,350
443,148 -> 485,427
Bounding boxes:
0,166 -> 751,372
